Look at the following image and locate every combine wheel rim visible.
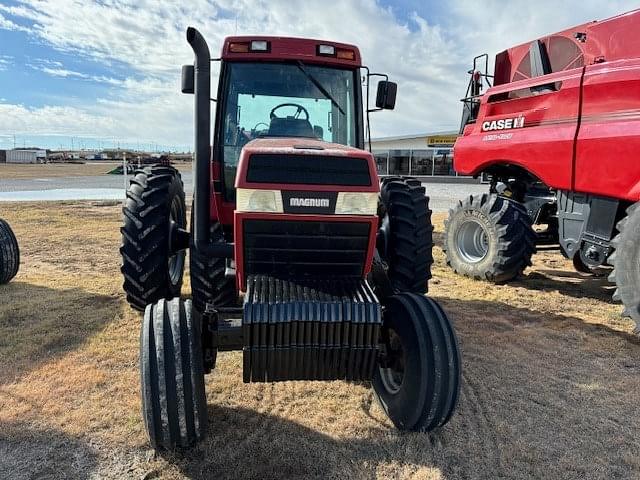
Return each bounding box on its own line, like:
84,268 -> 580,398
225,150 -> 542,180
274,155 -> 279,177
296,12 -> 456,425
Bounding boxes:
456,219 -> 489,263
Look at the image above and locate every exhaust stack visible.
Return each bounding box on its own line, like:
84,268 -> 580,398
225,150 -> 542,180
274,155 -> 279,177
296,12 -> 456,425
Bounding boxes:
186,27 -> 211,252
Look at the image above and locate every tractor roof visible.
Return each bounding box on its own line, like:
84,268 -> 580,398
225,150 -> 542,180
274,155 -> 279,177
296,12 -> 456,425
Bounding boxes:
239,138 -> 372,158
221,36 -> 362,68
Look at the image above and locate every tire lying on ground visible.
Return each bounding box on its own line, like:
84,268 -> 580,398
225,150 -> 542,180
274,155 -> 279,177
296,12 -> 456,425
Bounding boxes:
377,176 -> 433,293
609,202 -> 640,334
120,165 -> 186,311
373,293 -> 461,432
140,298 -> 207,449
444,193 -> 536,283
0,218 -> 20,284
190,222 -> 237,313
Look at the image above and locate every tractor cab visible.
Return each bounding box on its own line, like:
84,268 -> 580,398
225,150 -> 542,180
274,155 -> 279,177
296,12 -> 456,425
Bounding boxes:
216,39 -> 363,202
183,35 -> 397,206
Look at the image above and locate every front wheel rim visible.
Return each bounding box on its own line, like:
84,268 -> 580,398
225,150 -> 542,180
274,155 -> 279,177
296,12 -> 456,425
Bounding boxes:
168,198 -> 185,286
456,219 -> 489,263
379,328 -> 405,394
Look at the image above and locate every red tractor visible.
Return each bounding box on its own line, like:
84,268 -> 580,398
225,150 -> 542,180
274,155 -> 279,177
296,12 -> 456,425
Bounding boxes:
0,218 -> 19,285
444,10 -> 640,332
120,28 -> 461,449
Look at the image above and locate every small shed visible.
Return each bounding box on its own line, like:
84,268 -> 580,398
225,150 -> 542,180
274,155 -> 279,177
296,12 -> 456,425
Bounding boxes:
6,150 -> 47,164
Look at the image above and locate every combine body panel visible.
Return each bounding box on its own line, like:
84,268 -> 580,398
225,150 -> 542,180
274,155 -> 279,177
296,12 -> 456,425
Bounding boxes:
455,67 -> 583,190
575,58 -> 640,200
493,10 -> 640,86
448,8 -> 640,333
456,9 -> 640,201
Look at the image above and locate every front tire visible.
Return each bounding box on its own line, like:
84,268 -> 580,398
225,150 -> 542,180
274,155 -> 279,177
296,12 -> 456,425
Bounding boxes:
609,202 -> 640,333
140,298 -> 207,449
373,293 -> 461,432
377,177 -> 433,293
120,165 -> 186,311
0,218 -> 19,284
444,194 -> 536,283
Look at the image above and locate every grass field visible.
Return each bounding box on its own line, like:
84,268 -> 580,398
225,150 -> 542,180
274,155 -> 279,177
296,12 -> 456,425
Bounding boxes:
0,202 -> 638,479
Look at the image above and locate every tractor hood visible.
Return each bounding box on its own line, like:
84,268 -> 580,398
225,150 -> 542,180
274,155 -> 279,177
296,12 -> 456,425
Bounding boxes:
234,138 -> 379,193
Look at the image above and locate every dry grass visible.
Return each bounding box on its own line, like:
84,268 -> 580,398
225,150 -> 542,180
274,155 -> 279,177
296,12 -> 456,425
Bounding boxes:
0,162 -> 192,180
0,203 -> 638,480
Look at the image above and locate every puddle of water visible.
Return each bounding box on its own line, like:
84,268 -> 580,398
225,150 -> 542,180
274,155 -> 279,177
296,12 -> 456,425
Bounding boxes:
0,188 -> 125,201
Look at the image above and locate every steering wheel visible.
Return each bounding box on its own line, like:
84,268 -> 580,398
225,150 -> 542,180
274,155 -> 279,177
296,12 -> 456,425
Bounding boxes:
253,122 -> 270,131
270,103 -> 310,121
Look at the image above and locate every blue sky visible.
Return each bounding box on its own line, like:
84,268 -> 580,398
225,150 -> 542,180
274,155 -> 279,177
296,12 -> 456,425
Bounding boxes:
0,0 -> 634,151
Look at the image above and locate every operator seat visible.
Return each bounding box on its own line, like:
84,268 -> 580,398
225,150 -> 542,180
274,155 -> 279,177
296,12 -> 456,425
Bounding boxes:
268,117 -> 315,138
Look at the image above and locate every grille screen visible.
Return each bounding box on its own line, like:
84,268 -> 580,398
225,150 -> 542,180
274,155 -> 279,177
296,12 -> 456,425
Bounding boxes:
246,154 -> 371,186
243,219 -> 370,278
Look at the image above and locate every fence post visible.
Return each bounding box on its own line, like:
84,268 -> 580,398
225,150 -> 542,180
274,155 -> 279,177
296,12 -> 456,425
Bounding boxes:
123,152 -> 127,195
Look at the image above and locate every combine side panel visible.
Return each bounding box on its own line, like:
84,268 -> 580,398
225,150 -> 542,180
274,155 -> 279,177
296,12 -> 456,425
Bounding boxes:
574,58 -> 640,202
454,66 -> 583,190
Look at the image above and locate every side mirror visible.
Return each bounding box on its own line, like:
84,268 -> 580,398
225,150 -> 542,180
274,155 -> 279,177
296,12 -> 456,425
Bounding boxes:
181,65 -> 194,94
375,80 -> 397,110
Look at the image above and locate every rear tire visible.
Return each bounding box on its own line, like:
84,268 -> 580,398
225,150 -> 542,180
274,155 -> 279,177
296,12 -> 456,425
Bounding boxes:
140,298 -> 207,449
0,218 -> 19,284
444,194 -> 536,283
609,202 -> 640,334
377,177 -> 433,293
190,222 -> 237,313
373,293 -> 461,432
121,165 -> 186,311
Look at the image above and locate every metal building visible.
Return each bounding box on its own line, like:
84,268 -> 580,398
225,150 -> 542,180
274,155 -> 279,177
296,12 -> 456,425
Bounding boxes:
6,150 -> 47,164
370,131 -> 479,182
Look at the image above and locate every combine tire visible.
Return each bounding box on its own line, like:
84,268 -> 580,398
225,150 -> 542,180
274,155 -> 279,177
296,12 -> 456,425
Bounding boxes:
444,194 -> 536,283
121,166 -> 186,311
0,219 -> 19,284
190,222 -> 237,313
609,202 -> 640,333
373,293 -> 461,432
377,177 -> 433,293
141,298 -> 207,449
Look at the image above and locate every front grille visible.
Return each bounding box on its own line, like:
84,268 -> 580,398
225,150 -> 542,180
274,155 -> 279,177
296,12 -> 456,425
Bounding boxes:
243,219 -> 370,278
246,154 -> 372,186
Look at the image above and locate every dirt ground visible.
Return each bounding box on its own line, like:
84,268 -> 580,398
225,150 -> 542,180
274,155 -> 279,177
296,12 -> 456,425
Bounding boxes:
0,162 -> 192,180
0,202 -> 638,480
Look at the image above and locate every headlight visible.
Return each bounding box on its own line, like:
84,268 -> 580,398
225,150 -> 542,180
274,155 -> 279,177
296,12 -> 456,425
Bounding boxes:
335,192 -> 378,215
236,188 -> 283,213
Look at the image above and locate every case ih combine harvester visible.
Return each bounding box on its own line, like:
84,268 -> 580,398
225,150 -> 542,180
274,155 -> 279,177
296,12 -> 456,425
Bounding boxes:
120,28 -> 461,449
445,10 -> 640,332
0,218 -> 20,285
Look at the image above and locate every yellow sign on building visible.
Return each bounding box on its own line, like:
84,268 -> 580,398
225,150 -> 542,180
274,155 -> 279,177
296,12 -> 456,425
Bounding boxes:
426,135 -> 458,147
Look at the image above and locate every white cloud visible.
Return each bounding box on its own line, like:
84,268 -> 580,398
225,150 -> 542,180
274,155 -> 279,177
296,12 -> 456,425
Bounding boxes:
0,55 -> 12,71
1,0 -> 636,148
28,60 -> 124,86
0,12 -> 29,32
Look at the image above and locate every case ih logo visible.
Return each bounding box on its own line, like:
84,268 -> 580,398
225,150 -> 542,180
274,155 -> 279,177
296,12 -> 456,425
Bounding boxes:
289,197 -> 330,208
482,116 -> 525,131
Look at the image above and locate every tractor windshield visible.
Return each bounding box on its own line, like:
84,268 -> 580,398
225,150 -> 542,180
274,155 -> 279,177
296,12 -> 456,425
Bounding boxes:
218,62 -> 360,200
